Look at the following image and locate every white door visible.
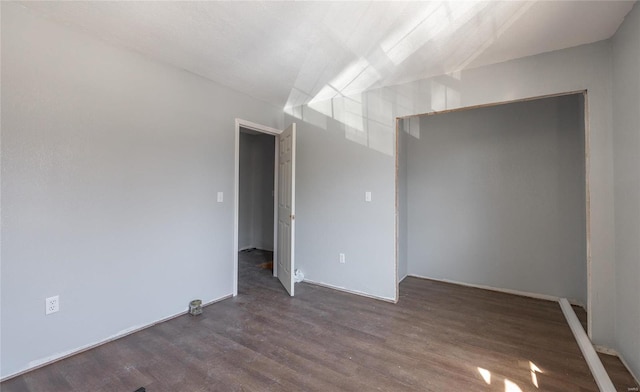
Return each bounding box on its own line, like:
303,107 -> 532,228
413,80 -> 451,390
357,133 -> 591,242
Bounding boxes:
277,123 -> 296,296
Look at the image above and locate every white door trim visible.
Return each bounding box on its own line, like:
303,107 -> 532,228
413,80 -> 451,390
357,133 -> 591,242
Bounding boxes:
234,118 -> 282,296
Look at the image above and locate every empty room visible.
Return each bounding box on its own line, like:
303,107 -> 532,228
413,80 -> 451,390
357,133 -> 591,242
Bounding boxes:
1,1 -> 639,391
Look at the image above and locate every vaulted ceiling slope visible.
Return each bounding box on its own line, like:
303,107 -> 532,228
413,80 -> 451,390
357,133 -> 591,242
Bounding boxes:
19,1 -> 635,109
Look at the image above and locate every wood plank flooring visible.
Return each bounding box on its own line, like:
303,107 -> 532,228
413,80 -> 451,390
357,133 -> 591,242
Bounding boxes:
599,353 -> 639,392
2,249 -> 638,391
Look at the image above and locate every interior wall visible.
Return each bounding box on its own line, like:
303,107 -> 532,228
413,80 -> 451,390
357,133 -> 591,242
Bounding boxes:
254,134 -> 276,251
286,97 -> 397,300
397,118 -> 412,282
239,132 -> 254,250
406,94 -> 587,304
288,39 -> 615,345
0,3 -> 282,379
612,2 -> 640,380
238,131 -> 275,251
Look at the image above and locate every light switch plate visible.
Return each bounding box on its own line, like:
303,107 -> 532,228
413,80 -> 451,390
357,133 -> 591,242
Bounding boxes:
365,191 -> 372,202
217,192 -> 223,202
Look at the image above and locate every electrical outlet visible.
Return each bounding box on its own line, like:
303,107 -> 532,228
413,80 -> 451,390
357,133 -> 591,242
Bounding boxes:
46,295 -> 59,315
339,253 -> 346,264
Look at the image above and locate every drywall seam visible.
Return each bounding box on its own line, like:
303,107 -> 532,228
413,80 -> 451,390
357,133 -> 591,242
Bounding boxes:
408,274 -> 586,307
302,279 -> 396,304
559,298 -> 615,391
0,294 -> 232,382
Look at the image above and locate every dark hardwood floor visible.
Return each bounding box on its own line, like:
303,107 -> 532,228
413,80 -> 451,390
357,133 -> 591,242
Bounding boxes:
2,250 -> 638,391
599,353 -> 639,392
573,305 -> 588,332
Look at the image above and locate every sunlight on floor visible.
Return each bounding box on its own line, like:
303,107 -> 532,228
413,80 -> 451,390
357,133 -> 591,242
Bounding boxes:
504,379 -> 523,392
530,361 -> 542,388
477,367 -> 491,384
476,361 -> 543,391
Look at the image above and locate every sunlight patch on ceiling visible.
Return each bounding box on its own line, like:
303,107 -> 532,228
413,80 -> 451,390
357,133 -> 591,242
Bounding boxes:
19,1 -> 635,108
300,1 -> 530,109
381,2 -> 482,66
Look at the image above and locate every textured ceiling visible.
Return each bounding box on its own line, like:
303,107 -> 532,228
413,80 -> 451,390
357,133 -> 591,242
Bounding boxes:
19,1 -> 635,108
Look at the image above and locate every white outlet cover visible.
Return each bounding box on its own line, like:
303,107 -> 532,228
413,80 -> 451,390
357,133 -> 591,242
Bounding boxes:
217,192 -> 224,202
365,191 -> 372,202
46,295 -> 59,315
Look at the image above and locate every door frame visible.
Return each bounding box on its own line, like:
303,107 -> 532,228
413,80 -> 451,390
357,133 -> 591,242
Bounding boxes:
233,119 -> 282,296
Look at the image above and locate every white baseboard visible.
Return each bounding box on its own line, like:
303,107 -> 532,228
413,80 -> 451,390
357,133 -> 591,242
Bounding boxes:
559,298 -> 615,391
0,293 -> 232,382
302,279 -> 397,303
407,274 -> 585,307
398,274 -> 409,283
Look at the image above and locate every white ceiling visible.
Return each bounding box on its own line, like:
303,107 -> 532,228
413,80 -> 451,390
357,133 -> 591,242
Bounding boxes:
20,1 -> 635,109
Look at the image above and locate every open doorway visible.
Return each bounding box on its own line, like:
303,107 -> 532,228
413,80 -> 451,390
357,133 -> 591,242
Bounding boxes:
396,91 -> 591,333
233,119 -> 297,297
238,127 -> 276,294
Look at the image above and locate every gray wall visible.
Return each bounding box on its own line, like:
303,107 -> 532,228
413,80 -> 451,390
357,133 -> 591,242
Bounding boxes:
0,3 -> 282,379
397,118 -> 412,282
406,95 -> 587,304
239,133 -> 254,250
289,102 -> 397,300
612,2 -> 640,380
289,40 -> 615,346
238,131 -> 275,251
253,135 -> 276,251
